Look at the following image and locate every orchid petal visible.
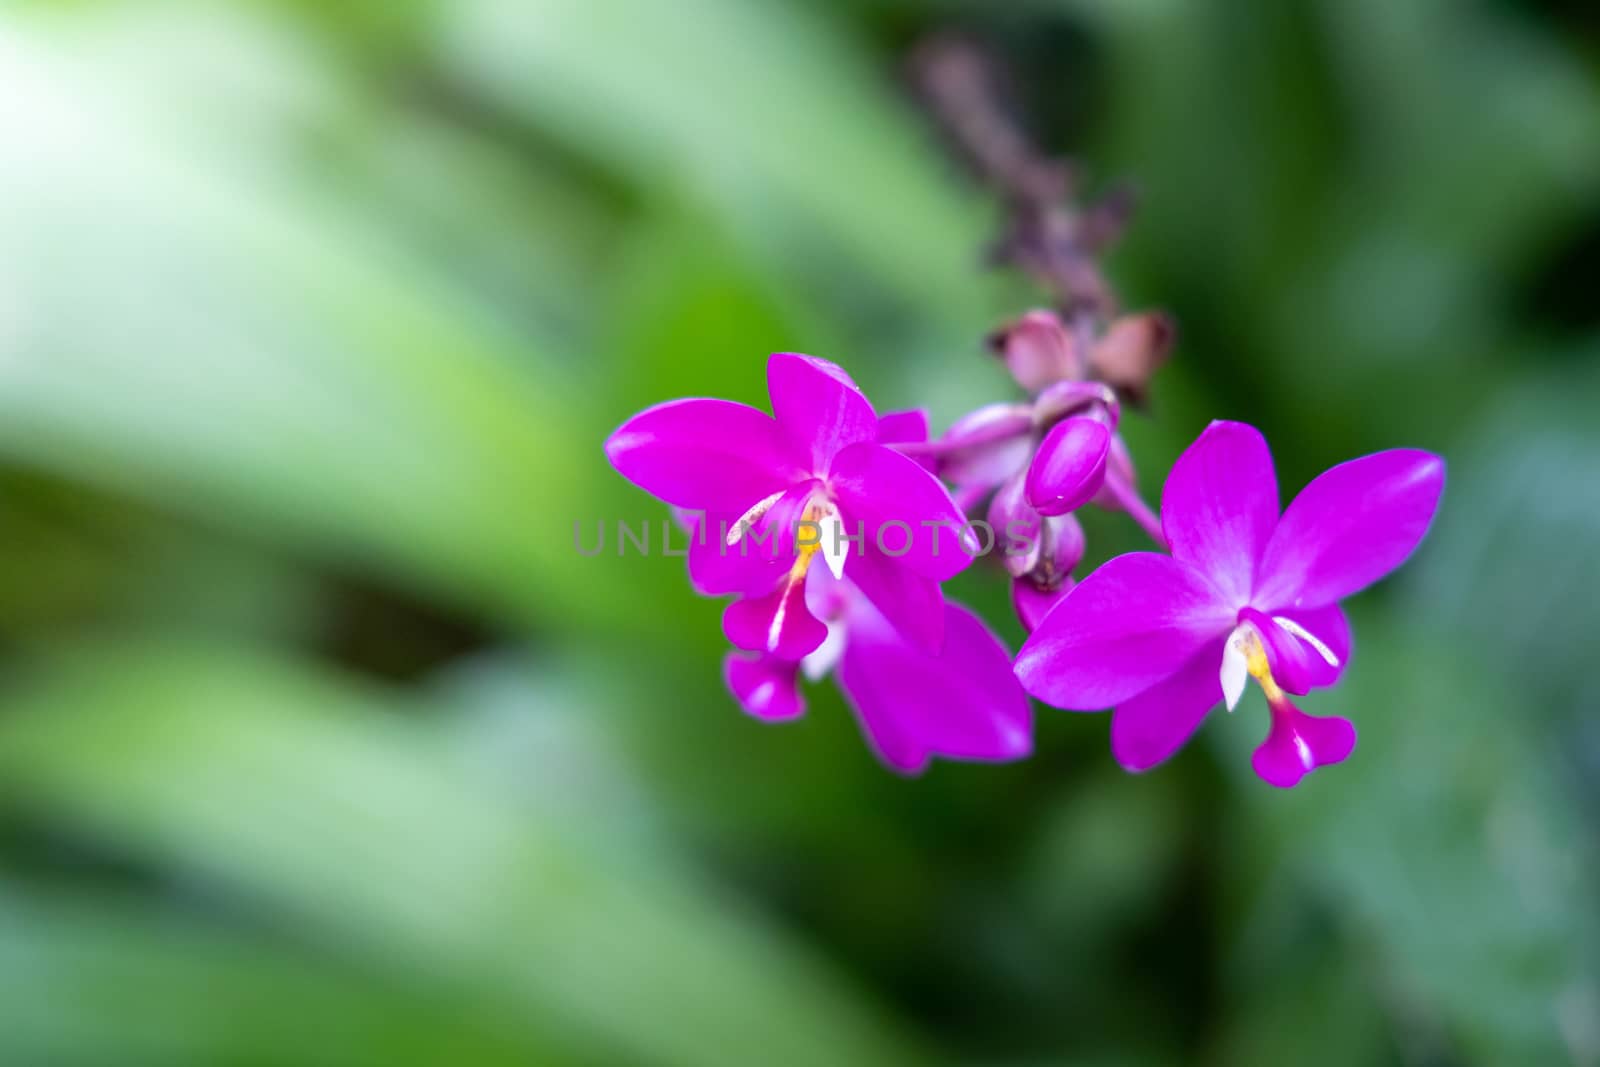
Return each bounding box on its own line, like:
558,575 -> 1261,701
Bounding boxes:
767,352 -> 877,472
606,398 -> 801,513
722,578 -> 827,659
801,559 -> 850,621
875,408 -> 930,445
1111,638 -> 1227,772
838,599 -> 1032,775
1254,449 -> 1445,610
829,442 -> 973,582
1251,700 -> 1357,788
1160,420 -> 1278,606
723,653 -> 805,722
1015,553 -> 1233,710
843,545 -> 945,655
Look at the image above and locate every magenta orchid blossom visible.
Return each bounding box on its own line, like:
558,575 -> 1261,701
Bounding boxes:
1015,421 -> 1445,787
715,415 -> 1030,775
609,357 -> 1028,774
606,353 -> 973,660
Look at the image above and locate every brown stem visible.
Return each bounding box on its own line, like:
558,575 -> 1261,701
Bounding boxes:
909,34 -> 1132,319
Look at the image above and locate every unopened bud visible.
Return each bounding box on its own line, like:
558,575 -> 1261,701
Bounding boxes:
936,402 -> 1035,490
1034,379 -> 1119,430
1038,511 -> 1086,580
1011,576 -> 1075,633
988,309 -> 1082,392
1025,416 -> 1110,516
1088,312 -> 1174,406
987,473 -> 1041,577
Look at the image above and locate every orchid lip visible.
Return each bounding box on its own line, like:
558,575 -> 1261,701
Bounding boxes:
1218,612 -> 1355,784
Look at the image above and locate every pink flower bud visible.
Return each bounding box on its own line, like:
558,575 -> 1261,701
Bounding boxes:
988,310 -> 1081,392
1034,380 -> 1119,430
1012,576 -> 1074,633
987,473 -> 1041,578
1039,510 -> 1086,579
1025,416 -> 1110,516
935,402 -> 1034,491
1088,312 -> 1174,406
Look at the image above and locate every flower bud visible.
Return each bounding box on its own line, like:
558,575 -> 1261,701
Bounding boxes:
1012,576 -> 1075,633
988,473 -> 1041,578
1038,510 -> 1086,579
1088,312 -> 1174,406
936,402 -> 1034,491
1025,416 -> 1110,516
988,310 -> 1082,392
1033,380 -> 1119,430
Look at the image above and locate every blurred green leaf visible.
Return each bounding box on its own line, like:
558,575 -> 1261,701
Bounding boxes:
0,640 -> 924,1067
0,11 -> 633,636
0,889 -> 552,1067
437,0 -> 993,337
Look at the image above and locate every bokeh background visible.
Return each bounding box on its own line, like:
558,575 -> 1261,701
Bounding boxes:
1,0 -> 1597,1063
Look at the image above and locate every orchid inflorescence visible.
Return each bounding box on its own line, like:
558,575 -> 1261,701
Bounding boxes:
606,324 -> 1443,786
602,41 -> 1445,786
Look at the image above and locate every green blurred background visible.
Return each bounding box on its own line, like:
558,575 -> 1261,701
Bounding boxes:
1,0 -> 1597,1063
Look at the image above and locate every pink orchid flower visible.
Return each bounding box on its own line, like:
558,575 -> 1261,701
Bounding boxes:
1015,421 -> 1445,787
606,353 -> 973,659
